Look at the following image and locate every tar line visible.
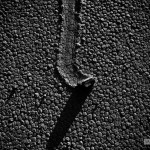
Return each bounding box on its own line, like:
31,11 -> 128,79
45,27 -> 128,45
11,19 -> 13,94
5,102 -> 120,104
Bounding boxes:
56,0 -> 96,88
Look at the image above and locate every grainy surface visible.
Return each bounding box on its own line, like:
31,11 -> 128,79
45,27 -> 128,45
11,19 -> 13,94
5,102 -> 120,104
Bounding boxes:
0,0 -> 150,150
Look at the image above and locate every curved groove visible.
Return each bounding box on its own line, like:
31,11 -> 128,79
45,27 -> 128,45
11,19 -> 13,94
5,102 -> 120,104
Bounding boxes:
57,0 -> 96,88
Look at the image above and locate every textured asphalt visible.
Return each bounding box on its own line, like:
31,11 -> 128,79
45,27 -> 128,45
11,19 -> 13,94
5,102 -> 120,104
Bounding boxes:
0,0 -> 150,150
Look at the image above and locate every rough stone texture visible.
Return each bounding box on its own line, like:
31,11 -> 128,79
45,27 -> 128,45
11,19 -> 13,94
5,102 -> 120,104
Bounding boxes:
0,0 -> 150,150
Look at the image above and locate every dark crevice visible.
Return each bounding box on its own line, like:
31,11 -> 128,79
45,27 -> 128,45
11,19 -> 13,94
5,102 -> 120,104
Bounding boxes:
75,0 -> 81,13
58,0 -> 63,14
75,0 -> 82,23
8,86 -> 17,100
46,83 -> 94,150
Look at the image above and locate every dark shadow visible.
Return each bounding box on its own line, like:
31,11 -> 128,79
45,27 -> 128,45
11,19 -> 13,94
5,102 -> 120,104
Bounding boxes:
46,83 -> 94,150
8,86 -> 18,100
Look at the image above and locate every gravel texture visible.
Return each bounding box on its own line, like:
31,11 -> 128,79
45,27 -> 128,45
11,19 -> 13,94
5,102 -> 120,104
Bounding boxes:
0,0 -> 150,150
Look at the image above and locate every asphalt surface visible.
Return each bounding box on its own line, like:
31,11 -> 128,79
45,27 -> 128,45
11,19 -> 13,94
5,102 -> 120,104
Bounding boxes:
0,0 -> 150,149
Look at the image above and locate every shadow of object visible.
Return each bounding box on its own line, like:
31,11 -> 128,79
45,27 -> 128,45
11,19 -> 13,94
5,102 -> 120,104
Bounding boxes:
46,83 -> 94,150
